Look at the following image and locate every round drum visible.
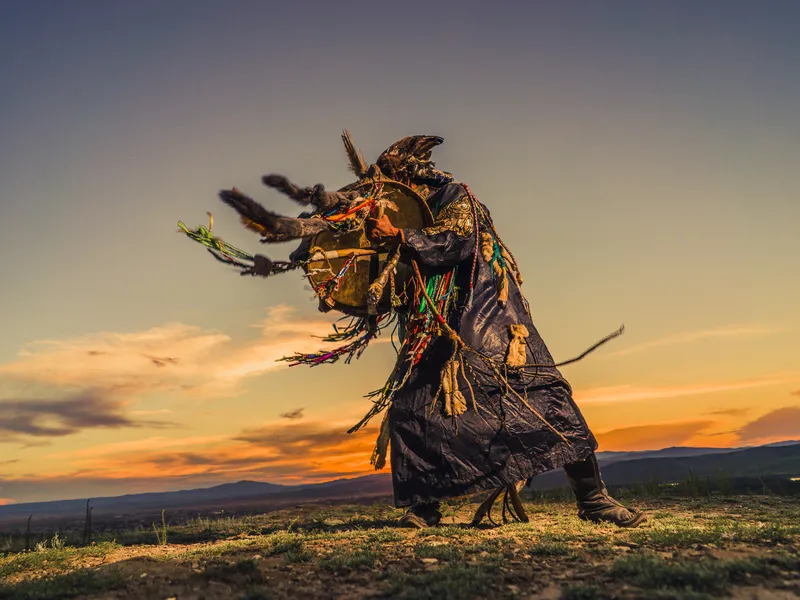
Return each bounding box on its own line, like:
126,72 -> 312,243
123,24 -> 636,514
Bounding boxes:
303,178 -> 433,317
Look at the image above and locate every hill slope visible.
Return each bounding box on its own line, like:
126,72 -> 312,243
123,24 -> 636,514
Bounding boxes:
532,443 -> 800,489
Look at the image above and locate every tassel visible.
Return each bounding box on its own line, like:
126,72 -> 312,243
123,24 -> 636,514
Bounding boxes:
442,359 -> 467,416
480,232 -> 494,266
506,324 -> 529,367
481,232 -> 509,307
496,268 -> 509,306
370,411 -> 391,470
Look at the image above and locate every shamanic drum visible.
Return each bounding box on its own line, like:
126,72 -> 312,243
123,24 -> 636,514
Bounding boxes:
302,178 -> 433,317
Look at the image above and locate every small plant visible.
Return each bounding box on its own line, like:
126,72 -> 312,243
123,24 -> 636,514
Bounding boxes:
317,546 -> 379,572
152,510 -> 168,546
50,533 -> 65,550
561,584 -> 611,600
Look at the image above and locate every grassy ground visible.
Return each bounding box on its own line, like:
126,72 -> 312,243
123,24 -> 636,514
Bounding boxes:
0,495 -> 798,599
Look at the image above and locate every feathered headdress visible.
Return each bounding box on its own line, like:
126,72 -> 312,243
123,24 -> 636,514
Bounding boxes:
375,135 -> 453,187
342,129 -> 368,178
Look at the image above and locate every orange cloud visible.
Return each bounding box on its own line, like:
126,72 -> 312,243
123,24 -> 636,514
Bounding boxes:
1,419 -> 383,503
608,325 -> 781,357
41,420 -> 378,482
0,306 -> 342,401
704,407 -> 750,417
575,374 -> 794,404
736,406 -> 800,445
595,420 -> 715,451
47,435 -> 231,462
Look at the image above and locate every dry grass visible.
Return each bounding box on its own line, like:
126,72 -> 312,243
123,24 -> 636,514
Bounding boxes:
0,495 -> 798,599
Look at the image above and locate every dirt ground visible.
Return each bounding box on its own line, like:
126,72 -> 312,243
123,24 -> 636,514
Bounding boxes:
1,495 -> 799,599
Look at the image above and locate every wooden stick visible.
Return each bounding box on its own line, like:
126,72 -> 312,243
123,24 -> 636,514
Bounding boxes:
367,245 -> 402,315
307,248 -> 382,262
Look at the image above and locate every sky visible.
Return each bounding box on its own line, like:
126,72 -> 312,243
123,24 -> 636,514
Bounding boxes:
1,0 -> 799,505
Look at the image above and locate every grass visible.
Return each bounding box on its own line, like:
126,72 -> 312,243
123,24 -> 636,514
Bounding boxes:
528,539 -> 573,557
0,541 -> 120,579
202,558 -> 265,584
383,563 -> 497,600
608,552 -> 800,598
0,495 -> 798,599
317,545 -> 379,572
0,569 -> 126,600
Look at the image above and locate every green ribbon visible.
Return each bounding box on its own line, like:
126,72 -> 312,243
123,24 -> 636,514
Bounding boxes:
177,220 -> 254,268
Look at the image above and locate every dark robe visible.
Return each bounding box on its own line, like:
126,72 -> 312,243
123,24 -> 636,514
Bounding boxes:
389,182 -> 597,508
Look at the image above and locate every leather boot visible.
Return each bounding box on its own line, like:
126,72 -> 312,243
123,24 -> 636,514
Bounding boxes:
563,454 -> 646,528
397,502 -> 442,529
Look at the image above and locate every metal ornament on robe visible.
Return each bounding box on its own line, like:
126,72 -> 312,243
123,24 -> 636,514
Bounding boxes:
303,179 -> 433,317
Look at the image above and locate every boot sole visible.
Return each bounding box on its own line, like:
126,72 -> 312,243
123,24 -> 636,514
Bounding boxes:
579,511 -> 647,528
397,514 -> 428,529
397,513 -> 442,529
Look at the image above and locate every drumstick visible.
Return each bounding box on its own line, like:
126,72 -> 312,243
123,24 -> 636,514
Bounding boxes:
307,248 -> 380,261
367,245 -> 402,315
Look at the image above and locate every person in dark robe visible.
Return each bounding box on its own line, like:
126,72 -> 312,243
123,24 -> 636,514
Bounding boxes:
364,136 -> 646,529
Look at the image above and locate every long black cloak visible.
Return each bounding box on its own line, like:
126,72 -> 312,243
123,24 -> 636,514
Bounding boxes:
389,182 -> 597,507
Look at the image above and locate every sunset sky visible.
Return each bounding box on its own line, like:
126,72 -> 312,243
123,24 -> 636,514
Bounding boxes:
1,1 -> 798,505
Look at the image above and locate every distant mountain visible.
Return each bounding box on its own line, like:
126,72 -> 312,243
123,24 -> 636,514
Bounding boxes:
0,476 -> 393,521
0,480 -> 285,520
596,446 -> 742,465
3,442 -> 798,522
532,442 -> 800,490
762,439 -> 800,447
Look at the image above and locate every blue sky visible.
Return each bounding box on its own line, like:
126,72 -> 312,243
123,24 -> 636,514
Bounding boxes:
0,1 -> 798,503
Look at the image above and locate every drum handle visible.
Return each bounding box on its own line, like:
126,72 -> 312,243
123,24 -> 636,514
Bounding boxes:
367,245 -> 402,315
365,202 -> 394,314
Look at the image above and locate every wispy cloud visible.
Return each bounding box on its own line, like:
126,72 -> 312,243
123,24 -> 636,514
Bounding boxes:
2,420 -> 380,503
595,420 -> 715,451
704,407 -> 750,417
0,306 -> 352,444
0,392 -> 172,443
574,374 -> 794,404
280,408 -> 304,420
129,409 -> 174,417
0,306 -> 344,402
47,435 -> 231,462
735,406 -> 800,444
607,325 -> 781,358
56,420 -> 377,481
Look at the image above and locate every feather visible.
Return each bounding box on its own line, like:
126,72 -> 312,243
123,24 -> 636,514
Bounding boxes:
341,129 -> 368,178
218,189 -> 328,242
240,216 -> 270,237
261,174 -> 356,212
